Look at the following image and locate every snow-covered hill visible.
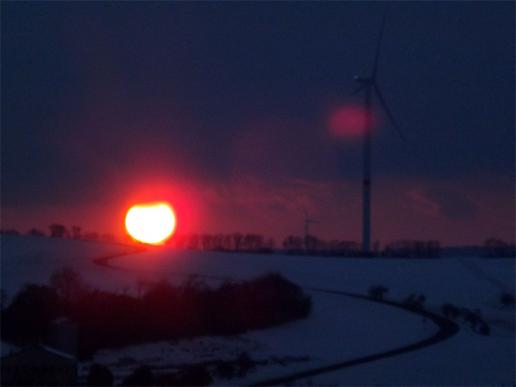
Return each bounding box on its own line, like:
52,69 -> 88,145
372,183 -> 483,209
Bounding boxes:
1,235 -> 131,298
1,235 -> 514,385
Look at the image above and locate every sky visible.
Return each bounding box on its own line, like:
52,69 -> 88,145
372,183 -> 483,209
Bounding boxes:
1,1 -> 514,245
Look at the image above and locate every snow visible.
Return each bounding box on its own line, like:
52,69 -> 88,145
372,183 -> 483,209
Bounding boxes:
300,328 -> 515,386
1,235 -> 134,298
1,235 -> 514,385
92,291 -> 434,385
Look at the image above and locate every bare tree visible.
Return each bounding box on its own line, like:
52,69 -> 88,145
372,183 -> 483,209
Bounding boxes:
28,228 -> 45,237
233,233 -> 243,251
49,224 -> 67,238
71,225 -> 82,239
50,267 -> 86,303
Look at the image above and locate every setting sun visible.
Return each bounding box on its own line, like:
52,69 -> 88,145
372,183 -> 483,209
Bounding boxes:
125,202 -> 176,245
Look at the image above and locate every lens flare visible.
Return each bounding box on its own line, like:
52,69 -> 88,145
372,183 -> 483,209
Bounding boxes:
125,202 -> 176,245
328,104 -> 378,138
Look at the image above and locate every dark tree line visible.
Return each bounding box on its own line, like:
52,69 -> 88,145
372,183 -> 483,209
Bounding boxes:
281,236 -> 441,258
1,269 -> 312,359
282,235 -> 362,256
0,224 -> 114,241
382,240 -> 441,258
172,233 -> 276,253
0,229 -> 20,236
483,238 -> 515,258
10,225 -> 515,260
45,224 -> 114,242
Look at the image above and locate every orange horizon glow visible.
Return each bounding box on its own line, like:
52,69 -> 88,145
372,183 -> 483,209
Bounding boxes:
125,202 -> 176,245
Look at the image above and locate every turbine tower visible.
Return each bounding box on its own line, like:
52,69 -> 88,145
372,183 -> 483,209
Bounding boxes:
352,11 -> 405,255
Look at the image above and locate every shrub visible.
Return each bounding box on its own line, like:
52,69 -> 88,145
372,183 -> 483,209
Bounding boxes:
87,363 -> 114,386
215,362 -> 235,379
50,267 -> 87,305
478,322 -> 491,336
402,293 -> 426,311
157,365 -> 212,386
441,303 -> 460,319
123,365 -> 155,386
49,224 -> 68,238
500,293 -> 515,307
1,284 -> 61,344
1,272 -> 311,358
0,229 -> 20,236
27,228 -> 45,237
235,352 -> 255,377
463,310 -> 482,330
0,289 -> 7,310
368,285 -> 389,300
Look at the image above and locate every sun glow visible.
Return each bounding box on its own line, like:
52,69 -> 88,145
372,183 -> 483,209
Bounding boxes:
125,202 -> 176,245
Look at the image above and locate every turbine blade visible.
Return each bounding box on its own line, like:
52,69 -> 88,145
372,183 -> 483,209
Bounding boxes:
372,9 -> 388,78
374,84 -> 406,141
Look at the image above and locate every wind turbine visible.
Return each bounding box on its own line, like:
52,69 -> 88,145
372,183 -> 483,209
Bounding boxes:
352,11 -> 405,256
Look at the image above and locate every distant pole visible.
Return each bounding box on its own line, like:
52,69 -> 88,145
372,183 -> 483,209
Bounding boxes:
304,220 -> 309,250
362,87 -> 372,255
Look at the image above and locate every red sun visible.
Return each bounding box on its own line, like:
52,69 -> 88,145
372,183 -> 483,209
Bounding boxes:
125,202 -> 176,245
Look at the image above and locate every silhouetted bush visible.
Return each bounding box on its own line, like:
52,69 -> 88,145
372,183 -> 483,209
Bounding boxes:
368,285 -> 389,300
483,238 -> 516,257
0,289 -> 7,310
87,363 -> 114,386
71,226 -> 82,239
441,303 -> 460,319
1,273 -> 311,358
0,229 -> 20,236
1,285 -> 61,345
50,267 -> 87,306
123,365 -> 155,386
49,224 -> 68,238
157,365 -> 212,386
213,352 -> 257,380
478,322 -> 491,336
463,309 -> 482,330
383,240 -> 441,258
282,235 -> 361,256
500,292 -> 515,307
235,352 -> 255,377
443,304 -> 491,335
173,233 -> 274,253
27,228 -> 45,237
215,361 -> 235,379
402,294 -> 426,311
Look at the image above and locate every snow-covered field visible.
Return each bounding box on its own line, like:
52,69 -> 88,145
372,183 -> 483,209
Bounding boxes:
1,235 -> 135,297
1,235 -> 514,385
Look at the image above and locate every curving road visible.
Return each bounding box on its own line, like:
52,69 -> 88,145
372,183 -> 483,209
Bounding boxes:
252,288 -> 458,386
93,249 -> 459,385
